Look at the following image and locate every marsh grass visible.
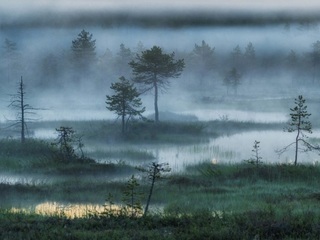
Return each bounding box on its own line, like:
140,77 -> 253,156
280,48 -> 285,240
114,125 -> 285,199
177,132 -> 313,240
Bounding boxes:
1,204 -> 320,239
88,148 -> 155,161
0,139 -> 137,176
1,120 -> 320,238
25,119 -> 283,145
204,119 -> 284,136
166,163 -> 320,215
0,139 -> 54,157
2,163 -> 320,238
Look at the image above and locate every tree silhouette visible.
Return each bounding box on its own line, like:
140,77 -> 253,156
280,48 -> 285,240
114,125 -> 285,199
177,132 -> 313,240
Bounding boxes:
230,45 -> 243,69
114,43 -> 133,76
223,67 -> 241,95
106,76 -> 145,134
244,42 -> 256,64
138,162 -> 171,217
121,175 -> 143,217
189,40 -> 215,85
8,77 -> 39,143
244,42 -> 256,80
53,126 -> 76,160
245,140 -> 263,166
279,95 -> 315,165
71,29 -> 96,72
51,126 -> 86,161
129,46 -> 184,122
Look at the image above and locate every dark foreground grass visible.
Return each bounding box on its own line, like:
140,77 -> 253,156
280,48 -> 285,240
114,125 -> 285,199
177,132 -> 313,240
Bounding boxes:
2,163 -> 320,239
1,207 -> 320,239
0,139 -> 137,176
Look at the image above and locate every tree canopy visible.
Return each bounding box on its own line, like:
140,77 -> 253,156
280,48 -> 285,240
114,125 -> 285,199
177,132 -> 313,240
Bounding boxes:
71,29 -> 96,70
129,46 -> 185,122
223,67 -> 241,95
188,40 -> 215,85
106,76 -> 145,134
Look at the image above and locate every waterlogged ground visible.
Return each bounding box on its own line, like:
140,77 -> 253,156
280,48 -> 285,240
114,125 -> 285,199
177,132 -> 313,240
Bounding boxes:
28,110 -> 288,166
2,117 -> 320,228
181,109 -> 288,123
30,127 -> 320,173
85,130 -> 320,172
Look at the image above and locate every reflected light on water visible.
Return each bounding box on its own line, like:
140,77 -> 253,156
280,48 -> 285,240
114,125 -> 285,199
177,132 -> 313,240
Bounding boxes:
211,158 -> 218,164
35,202 -> 105,218
10,202 -> 113,219
9,202 -> 146,218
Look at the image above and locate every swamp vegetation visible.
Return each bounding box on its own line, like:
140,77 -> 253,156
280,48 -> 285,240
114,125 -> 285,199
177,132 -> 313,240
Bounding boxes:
1,119 -> 320,239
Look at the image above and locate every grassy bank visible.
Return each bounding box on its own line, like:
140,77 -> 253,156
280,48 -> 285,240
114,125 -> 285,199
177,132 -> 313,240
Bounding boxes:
2,163 -> 320,239
1,208 -> 320,239
24,119 -> 283,144
0,139 -> 137,176
0,119 -> 319,238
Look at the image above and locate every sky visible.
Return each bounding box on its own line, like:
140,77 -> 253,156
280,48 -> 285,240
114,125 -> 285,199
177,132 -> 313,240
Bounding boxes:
1,0 -> 320,11
1,0 -> 320,29
2,0 -> 320,16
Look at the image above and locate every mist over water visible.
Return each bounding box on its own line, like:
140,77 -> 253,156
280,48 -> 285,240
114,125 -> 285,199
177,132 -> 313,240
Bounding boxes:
2,2 -> 320,216
0,22 -> 319,121
1,3 -> 320,140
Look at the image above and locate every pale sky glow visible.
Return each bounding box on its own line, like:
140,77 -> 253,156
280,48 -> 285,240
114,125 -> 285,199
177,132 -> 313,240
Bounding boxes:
1,0 -> 320,28
2,0 -> 320,12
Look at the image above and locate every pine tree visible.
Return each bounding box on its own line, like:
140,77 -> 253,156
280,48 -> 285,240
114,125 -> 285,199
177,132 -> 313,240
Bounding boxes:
286,95 -> 312,165
106,76 -> 145,134
71,29 -> 96,71
189,40 -> 215,86
129,46 -> 184,122
223,67 -> 241,95
121,175 -> 143,217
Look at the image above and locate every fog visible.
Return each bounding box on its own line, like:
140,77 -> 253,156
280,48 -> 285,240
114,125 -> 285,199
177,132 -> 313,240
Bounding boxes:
2,1 -> 320,214
1,3 -> 320,137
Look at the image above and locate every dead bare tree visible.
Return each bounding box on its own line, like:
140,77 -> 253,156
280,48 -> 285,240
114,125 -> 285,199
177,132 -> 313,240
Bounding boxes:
8,76 -> 40,143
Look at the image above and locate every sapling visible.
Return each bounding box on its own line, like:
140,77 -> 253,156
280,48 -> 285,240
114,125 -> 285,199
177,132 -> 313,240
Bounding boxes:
278,95 -> 319,165
52,126 -> 76,160
139,162 -> 171,216
102,193 -> 117,217
245,140 -> 263,166
52,126 -> 86,161
121,175 -> 143,217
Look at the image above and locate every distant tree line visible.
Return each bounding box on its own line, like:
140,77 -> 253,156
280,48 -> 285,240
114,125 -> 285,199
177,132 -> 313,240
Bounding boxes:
2,28 -> 320,96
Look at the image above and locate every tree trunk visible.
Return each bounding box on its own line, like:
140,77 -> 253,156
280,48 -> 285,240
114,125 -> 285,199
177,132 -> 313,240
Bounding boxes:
294,116 -> 301,166
122,100 -> 125,134
294,129 -> 300,166
154,82 -> 159,123
144,168 -> 156,217
20,76 -> 25,143
122,114 -> 125,134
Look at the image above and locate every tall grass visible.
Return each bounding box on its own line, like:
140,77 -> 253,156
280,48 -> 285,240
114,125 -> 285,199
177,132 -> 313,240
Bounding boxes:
89,149 -> 155,161
0,139 -> 137,176
1,119 -> 320,238
1,205 -> 320,239
1,162 -> 320,238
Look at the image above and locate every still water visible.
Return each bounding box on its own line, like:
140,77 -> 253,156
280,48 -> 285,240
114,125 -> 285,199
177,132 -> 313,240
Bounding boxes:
135,130 -> 320,171
26,108 -> 320,173
85,129 -> 320,172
